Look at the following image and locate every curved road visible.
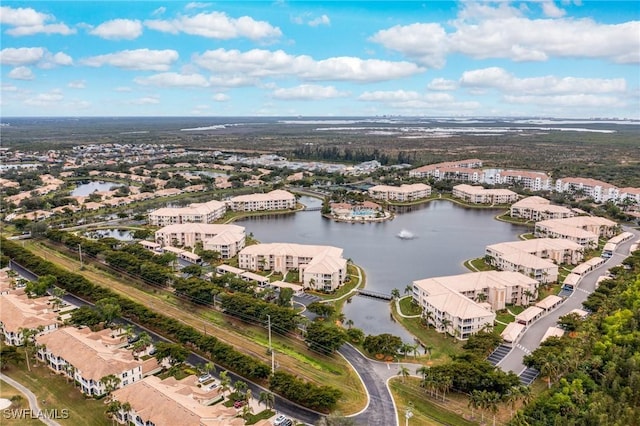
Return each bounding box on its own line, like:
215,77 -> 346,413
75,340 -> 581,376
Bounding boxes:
498,227 -> 640,375
0,373 -> 60,426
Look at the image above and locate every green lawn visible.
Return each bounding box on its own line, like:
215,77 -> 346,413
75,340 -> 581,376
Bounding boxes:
0,380 -> 42,425
465,257 -> 496,272
398,296 -> 422,316
389,378 -> 476,426
245,409 -> 275,425
0,345 -> 111,426
390,303 -> 463,364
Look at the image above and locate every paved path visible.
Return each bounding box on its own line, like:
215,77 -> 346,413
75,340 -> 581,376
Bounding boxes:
498,226 -> 640,375
0,373 -> 60,426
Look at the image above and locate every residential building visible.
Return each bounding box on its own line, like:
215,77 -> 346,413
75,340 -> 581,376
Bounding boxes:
495,170 -> 552,191
36,327 -> 152,397
412,275 -> 496,340
0,290 -> 60,346
486,238 -> 584,266
368,183 -> 431,202
111,375 -> 255,426
510,196 -> 575,221
515,306 -> 544,326
535,216 -> 618,248
413,270 -> 538,315
408,159 -> 483,179
238,243 -> 347,291
154,224 -> 246,259
452,184 -> 518,204
618,187 -> 640,205
555,177 -> 619,203
228,189 -> 296,212
148,200 -> 226,227
485,242 -> 558,284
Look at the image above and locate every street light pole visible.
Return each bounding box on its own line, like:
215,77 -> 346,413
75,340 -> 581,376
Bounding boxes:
267,314 -> 274,375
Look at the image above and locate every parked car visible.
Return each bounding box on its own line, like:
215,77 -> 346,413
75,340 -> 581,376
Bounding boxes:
233,400 -> 246,409
198,374 -> 213,383
273,415 -> 287,426
281,419 -> 293,426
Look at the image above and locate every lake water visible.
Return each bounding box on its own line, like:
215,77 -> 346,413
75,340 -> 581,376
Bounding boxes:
86,229 -> 134,241
238,197 -> 525,340
71,181 -> 122,196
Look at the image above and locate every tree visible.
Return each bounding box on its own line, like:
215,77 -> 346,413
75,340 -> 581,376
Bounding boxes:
422,309 -> 434,329
100,374 -> 121,397
234,380 -> 248,396
0,346 -> 22,370
70,306 -> 103,328
469,389 -> 483,420
363,333 -> 403,357
25,274 -> 56,297
181,264 -> 203,277
259,391 -> 275,410
219,371 -> 231,394
305,322 -> 346,354
51,287 -> 67,311
277,287 -> 294,307
154,342 -> 188,366
345,319 -> 354,329
95,297 -> 122,327
397,366 -> 410,383
307,301 -> 336,318
391,288 -> 401,299
105,400 -> 122,425
19,327 -> 42,372
132,332 -> 152,355
404,284 -> 413,295
485,391 -> 501,426
440,318 -> 452,337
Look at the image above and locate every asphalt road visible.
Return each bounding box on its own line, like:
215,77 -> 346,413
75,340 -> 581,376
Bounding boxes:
498,226 -> 640,375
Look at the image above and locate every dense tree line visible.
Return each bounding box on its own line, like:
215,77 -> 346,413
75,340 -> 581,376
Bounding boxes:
0,238 -> 341,412
514,252 -> 640,425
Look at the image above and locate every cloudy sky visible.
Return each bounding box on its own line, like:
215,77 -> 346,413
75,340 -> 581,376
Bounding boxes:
1,1 -> 638,118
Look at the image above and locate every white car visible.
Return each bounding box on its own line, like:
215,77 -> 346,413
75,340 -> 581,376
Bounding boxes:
198,374 -> 213,383
273,415 -> 287,426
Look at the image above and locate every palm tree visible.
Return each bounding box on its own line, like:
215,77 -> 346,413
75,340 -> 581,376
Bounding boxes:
519,385 -> 533,406
203,361 -> 215,375
391,288 -> 401,299
397,366 -> 410,383
410,343 -> 419,359
399,343 -> 412,359
504,386 -> 521,418
241,403 -> 254,419
245,388 -> 252,403
523,289 -> 535,305
485,391 -> 501,426
422,310 -> 434,329
132,332 -> 152,356
404,284 -> 413,295
100,374 -> 122,398
416,366 -> 430,381
424,345 -> 433,360
440,318 -> 452,338
475,292 -> 488,303
219,371 -> 231,394
259,391 -> 275,410
106,400 -> 122,426
440,375 -> 453,402
469,390 -> 483,420
234,380 -> 248,396
345,319 -> 354,329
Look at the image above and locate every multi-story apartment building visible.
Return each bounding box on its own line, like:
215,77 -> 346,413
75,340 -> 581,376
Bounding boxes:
368,183 -> 431,202
495,170 -> 552,191
238,243 -> 347,291
148,200 -> 226,226
229,189 -> 296,212
535,216 -> 618,249
111,375 -> 246,426
485,240 -> 561,283
555,177 -> 619,203
154,224 -> 246,258
36,327 -> 153,397
408,159 -> 483,179
486,238 -> 584,266
0,289 -> 60,346
618,187 -> 640,205
510,196 -> 575,221
452,184 -> 519,204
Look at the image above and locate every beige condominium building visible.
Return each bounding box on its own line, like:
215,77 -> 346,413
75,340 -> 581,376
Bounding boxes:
368,183 -> 432,202
111,375 -> 257,426
408,159 -> 483,179
229,189 -> 296,212
154,224 -> 246,259
36,327 -> 155,397
148,200 -> 227,227
485,244 -> 558,284
238,243 -> 347,291
452,184 -> 519,204
555,177 -> 619,203
0,289 -> 60,346
535,216 -> 618,248
495,170 -> 553,191
510,196 -> 575,221
486,238 -> 584,267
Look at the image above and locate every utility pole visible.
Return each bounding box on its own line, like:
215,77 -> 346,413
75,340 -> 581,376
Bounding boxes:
268,314 -> 274,375
405,402 -> 413,426
78,244 -> 83,268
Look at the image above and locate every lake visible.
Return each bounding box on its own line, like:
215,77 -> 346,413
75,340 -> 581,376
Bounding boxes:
238,197 -> 525,340
71,181 -> 122,196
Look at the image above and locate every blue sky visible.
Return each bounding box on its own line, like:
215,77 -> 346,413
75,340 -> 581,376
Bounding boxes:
1,1 -> 638,118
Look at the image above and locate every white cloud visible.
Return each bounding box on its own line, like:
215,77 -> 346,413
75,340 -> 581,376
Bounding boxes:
8,66 -> 34,80
427,78 -> 457,91
212,93 -> 230,102
128,96 -> 160,105
68,80 -> 86,89
1,84 -> 18,92
90,19 -> 143,40
0,6 -> 75,36
145,11 -> 282,40
0,47 -> 44,66
186,2 -> 210,10
358,89 -> 480,114
193,48 -> 424,82
24,89 -> 64,107
540,1 -> 566,18
308,15 -> 330,27
0,47 -> 72,68
115,86 -> 132,92
272,84 -> 348,100
504,94 -> 623,108
134,72 -> 209,88
208,75 -> 258,88
460,67 -> 627,95
370,4 -> 640,65
152,7 -> 166,16
81,49 -> 179,71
